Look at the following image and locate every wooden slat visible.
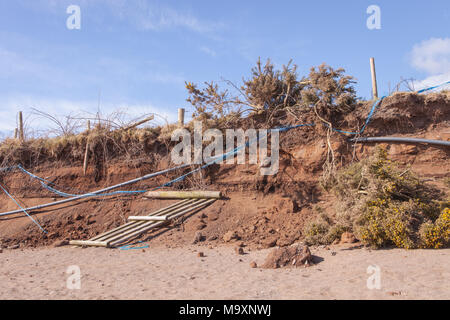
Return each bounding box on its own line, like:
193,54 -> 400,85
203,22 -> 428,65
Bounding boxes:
95,199 -> 203,242
90,199 -> 193,241
109,199 -> 215,246
71,197 -> 217,248
144,190 -> 221,199
128,216 -> 169,221
69,240 -> 109,247
105,199 -> 209,244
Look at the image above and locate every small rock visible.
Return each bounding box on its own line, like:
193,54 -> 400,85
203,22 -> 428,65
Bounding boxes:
261,245 -> 312,269
277,198 -> 298,213
208,235 -> 218,241
8,244 -> 19,250
192,231 -> 205,244
262,238 -> 277,248
208,213 -> 219,221
0,249 -> 3,254
197,252 -> 205,258
223,231 -> 239,242
387,291 -> 402,296
196,223 -> 207,230
250,261 -> 257,268
235,247 -> 244,255
73,214 -> 83,221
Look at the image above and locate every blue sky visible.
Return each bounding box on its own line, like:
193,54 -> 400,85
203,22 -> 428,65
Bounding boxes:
0,0 -> 449,137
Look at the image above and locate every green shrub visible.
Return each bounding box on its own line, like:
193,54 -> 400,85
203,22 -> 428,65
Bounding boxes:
305,147 -> 448,249
185,58 -> 357,129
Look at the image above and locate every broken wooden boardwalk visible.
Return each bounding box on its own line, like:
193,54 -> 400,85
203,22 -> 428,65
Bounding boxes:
69,198 -> 216,248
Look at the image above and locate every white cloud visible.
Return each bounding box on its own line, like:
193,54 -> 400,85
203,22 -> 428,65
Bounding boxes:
411,38 -> 450,74
413,72 -> 450,91
410,38 -> 450,91
135,5 -> 210,33
16,0 -> 221,34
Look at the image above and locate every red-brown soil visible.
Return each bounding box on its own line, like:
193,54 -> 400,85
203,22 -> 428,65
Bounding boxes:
0,92 -> 449,250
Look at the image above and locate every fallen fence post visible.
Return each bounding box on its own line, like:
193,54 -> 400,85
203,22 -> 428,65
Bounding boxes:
128,216 -> 169,221
69,240 -> 109,247
144,190 -> 221,199
122,115 -> 154,131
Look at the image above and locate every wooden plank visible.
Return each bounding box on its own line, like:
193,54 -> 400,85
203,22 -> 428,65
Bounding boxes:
122,115 -> 154,131
144,190 -> 221,199
90,199 -> 193,241
105,199 -> 209,244
93,199 -> 200,241
69,240 -> 109,247
128,216 -> 169,221
109,199 -> 215,247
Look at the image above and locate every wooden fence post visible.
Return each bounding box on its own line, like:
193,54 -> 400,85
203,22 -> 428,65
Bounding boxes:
18,111 -> 24,142
370,57 -> 378,100
83,120 -> 91,175
178,108 -> 185,127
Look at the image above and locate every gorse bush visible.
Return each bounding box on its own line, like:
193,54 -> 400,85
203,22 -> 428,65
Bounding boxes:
305,147 -> 449,248
301,64 -> 356,120
185,58 -> 357,128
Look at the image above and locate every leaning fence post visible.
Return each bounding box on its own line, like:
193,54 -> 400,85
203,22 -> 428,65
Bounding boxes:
370,57 -> 378,100
18,111 -> 24,142
83,120 -> 91,175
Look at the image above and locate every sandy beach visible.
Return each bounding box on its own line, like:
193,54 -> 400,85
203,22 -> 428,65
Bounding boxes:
1,244 -> 448,300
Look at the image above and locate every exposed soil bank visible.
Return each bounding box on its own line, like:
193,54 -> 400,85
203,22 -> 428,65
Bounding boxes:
0,92 -> 448,249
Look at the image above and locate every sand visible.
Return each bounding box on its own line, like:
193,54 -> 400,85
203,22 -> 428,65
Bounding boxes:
0,244 -> 449,300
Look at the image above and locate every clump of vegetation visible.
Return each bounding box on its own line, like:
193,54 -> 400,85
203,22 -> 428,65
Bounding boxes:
305,147 -> 449,248
301,64 -> 356,120
0,121 -> 163,170
185,58 -> 357,129
419,208 -> 450,249
304,210 -> 350,245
